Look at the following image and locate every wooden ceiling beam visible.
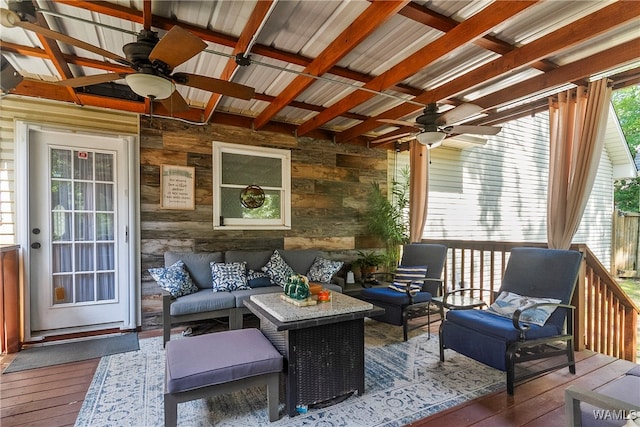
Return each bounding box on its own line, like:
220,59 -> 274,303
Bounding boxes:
253,0 -> 410,130
203,1 -> 276,122
398,2 -> 555,72
337,1 -> 639,143
296,1 -> 538,136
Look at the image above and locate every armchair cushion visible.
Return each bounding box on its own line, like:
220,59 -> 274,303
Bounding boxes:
446,309 -> 563,342
487,291 -> 561,326
361,287 -> 432,305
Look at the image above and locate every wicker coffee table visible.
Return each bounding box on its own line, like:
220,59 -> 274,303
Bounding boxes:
244,292 -> 384,417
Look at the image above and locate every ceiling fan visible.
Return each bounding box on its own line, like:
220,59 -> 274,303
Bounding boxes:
0,2 -> 255,113
374,103 -> 501,148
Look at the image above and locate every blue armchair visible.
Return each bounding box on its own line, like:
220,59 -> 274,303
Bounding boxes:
360,243 -> 448,341
439,247 -> 583,395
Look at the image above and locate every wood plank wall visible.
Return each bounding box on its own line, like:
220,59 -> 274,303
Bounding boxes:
139,117 -> 388,329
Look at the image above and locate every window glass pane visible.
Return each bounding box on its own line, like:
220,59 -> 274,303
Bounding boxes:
96,183 -> 113,211
221,188 -> 281,219
74,151 -> 93,180
52,210 -> 71,241
96,213 -> 114,240
75,274 -> 95,302
51,149 -> 72,179
74,213 -> 94,240
53,275 -> 73,304
74,182 -> 94,210
96,243 -> 114,270
95,153 -> 114,182
75,243 -> 94,271
51,180 -> 72,209
52,244 -> 73,273
97,273 -> 115,300
221,153 -> 282,187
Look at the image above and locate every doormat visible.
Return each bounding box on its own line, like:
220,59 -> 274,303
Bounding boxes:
3,333 -> 139,374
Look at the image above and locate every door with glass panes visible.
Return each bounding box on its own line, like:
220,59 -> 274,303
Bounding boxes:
28,127 -> 130,333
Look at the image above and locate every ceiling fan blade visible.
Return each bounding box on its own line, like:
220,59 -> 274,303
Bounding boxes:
56,73 -> 128,87
377,118 -> 419,128
149,26 -> 207,69
156,90 -> 191,113
442,125 -> 502,135
371,132 -> 414,144
174,73 -> 255,100
437,103 -> 484,126
7,18 -> 129,64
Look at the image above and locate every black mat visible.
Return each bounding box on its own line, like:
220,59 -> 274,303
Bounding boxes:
3,333 -> 139,374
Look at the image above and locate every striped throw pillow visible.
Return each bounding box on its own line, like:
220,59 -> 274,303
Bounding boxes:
388,265 -> 427,294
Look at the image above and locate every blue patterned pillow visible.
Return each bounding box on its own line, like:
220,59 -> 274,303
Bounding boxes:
388,265 -> 427,294
148,260 -> 199,298
307,256 -> 343,283
247,269 -> 272,288
210,262 -> 250,292
487,291 -> 561,326
262,250 -> 295,287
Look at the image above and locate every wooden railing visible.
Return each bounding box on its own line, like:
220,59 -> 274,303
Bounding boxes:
420,239 -> 639,362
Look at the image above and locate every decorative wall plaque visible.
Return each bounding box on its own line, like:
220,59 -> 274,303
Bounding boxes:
161,164 -> 195,210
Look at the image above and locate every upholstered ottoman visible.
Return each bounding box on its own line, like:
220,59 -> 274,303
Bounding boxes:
164,328 -> 283,426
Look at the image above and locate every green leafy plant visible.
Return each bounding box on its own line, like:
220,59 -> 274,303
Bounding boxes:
364,166 -> 410,270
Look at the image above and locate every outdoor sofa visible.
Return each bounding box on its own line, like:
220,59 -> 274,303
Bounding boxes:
156,249 -> 345,346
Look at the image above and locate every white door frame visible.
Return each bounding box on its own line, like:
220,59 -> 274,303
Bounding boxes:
15,121 -> 140,342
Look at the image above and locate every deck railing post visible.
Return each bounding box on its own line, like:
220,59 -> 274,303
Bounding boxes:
573,247 -> 587,352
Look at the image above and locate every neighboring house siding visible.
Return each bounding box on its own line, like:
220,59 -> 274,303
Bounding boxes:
394,112 -> 614,267
0,97 -> 139,244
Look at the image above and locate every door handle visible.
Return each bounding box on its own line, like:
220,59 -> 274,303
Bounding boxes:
31,242 -> 41,249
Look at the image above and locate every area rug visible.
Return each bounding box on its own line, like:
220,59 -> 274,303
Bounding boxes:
75,322 -> 504,427
3,333 -> 139,374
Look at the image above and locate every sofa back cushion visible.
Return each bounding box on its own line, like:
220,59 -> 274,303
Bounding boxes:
225,250 -> 273,272
279,249 -> 320,275
165,251 -> 224,289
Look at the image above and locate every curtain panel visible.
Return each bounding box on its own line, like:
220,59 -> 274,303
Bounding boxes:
409,140 -> 429,243
547,78 -> 612,249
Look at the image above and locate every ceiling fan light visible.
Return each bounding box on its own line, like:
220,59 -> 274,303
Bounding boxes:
125,73 -> 175,99
416,132 -> 445,147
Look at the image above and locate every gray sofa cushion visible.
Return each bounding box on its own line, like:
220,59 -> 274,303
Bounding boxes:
279,249 -> 320,274
232,286 -> 282,307
169,289 -> 235,316
225,250 -> 273,271
165,251 -> 224,289
166,328 -> 283,393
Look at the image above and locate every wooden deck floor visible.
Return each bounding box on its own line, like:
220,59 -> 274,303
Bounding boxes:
1,325 -> 635,427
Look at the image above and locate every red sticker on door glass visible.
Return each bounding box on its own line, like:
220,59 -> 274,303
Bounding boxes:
77,152 -> 88,159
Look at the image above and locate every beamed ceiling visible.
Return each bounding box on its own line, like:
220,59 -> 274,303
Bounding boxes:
1,0 -> 639,149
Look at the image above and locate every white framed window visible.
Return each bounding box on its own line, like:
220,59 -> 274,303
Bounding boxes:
213,141 -> 291,230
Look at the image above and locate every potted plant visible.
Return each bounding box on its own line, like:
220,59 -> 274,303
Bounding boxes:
354,250 -> 386,281
364,167 -> 410,271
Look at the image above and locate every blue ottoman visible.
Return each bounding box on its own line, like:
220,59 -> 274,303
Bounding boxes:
164,328 -> 283,426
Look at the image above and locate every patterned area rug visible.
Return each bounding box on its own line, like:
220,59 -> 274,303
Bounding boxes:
75,321 -> 504,427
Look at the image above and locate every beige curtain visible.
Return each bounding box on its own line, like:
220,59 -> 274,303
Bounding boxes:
409,139 -> 429,242
547,78 -> 612,249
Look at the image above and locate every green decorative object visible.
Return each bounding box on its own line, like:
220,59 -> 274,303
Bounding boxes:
284,274 -> 310,300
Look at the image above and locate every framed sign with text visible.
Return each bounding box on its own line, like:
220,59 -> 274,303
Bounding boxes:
161,164 -> 195,210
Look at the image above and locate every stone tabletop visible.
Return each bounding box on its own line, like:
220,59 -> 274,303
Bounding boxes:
249,291 -> 374,323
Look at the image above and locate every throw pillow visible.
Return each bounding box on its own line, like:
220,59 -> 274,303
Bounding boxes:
210,261 -> 250,292
247,269 -> 272,288
262,250 -> 295,286
148,260 -> 199,298
388,265 -> 428,294
307,256 -> 343,283
487,291 -> 561,326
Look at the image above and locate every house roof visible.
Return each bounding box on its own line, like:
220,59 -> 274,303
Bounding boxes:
1,0 -> 638,147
